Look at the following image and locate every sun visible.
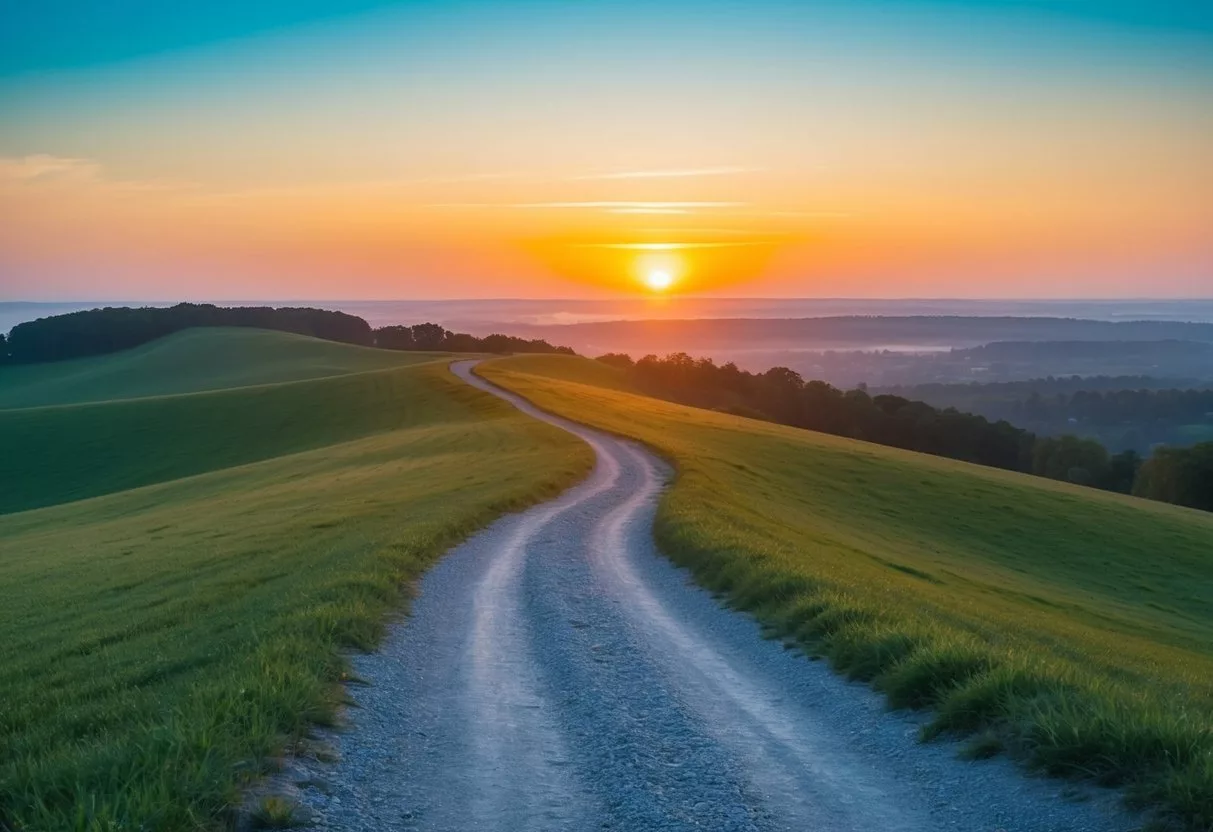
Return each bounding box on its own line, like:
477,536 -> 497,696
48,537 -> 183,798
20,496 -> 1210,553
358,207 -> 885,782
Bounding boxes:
645,269 -> 674,291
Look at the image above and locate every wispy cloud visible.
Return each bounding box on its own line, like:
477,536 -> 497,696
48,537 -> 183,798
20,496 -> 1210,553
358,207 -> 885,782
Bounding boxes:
574,241 -> 773,250
639,227 -> 758,235
726,209 -> 853,219
0,155 -> 199,196
606,207 -> 691,215
0,155 -> 100,182
403,171 -> 532,185
426,201 -> 747,211
570,166 -> 762,181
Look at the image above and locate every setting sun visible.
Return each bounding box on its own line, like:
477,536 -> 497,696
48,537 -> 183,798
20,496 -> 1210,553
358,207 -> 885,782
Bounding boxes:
645,270 -> 674,292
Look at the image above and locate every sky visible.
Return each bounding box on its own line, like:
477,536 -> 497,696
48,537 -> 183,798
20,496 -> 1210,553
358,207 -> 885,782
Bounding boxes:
1,0 -> 1211,300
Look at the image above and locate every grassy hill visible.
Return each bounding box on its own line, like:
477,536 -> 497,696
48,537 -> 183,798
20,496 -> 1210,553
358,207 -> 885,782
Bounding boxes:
481,354 -> 1213,831
0,335 -> 592,831
0,327 -> 439,409
0,329 -> 462,515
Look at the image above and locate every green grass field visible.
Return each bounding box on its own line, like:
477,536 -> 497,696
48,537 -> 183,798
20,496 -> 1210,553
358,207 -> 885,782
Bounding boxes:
0,332 -> 592,831
3,362 -> 468,517
482,354 -> 1213,830
0,327 -> 440,409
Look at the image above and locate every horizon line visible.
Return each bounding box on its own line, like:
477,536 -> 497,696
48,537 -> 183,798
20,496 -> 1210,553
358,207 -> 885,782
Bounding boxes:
5,296 -> 1213,305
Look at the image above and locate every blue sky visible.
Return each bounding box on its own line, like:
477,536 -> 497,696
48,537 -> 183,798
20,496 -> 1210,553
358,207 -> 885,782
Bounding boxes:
1,0 -> 1210,299
3,0 -> 1211,77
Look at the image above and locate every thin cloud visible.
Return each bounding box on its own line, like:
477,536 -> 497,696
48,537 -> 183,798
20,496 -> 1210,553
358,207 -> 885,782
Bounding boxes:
607,207 -> 691,215
575,241 -> 773,251
404,171 -> 532,184
426,201 -> 747,211
639,227 -> 758,235
726,209 -> 853,219
0,155 -> 100,182
571,166 -> 762,181
0,154 -> 198,194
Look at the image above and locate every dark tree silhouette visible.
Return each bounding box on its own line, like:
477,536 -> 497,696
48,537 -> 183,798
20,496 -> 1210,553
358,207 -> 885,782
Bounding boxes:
599,352 -> 1180,503
372,325 -> 416,350
371,323 -> 575,356
594,353 -> 635,369
1134,443 -> 1213,511
2,306 -> 576,364
6,303 -> 373,363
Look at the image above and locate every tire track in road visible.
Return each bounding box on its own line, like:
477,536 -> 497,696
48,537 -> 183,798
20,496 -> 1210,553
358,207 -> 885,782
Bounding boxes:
585,441 -> 916,830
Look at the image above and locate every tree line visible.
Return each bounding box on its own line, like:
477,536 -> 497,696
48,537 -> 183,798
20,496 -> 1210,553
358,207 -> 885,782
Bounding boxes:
598,352 -> 1213,513
0,304 -> 573,364
371,323 -> 575,355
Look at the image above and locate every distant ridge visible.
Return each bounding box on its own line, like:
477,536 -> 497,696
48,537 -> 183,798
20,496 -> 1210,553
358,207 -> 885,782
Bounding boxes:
493,316 -> 1213,353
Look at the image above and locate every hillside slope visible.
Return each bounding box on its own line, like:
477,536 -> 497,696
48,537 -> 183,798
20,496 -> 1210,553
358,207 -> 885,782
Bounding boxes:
0,327 -> 438,409
0,330 -> 459,515
481,354 -> 1213,830
0,355 -> 591,830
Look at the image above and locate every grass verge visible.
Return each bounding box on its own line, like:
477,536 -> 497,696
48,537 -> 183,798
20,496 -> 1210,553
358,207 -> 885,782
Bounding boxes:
482,354 -> 1213,830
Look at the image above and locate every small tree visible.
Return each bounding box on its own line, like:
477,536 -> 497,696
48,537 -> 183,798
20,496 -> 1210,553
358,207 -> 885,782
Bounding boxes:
596,353 -> 634,369
409,322 -> 448,350
373,325 -> 416,350
1135,443 -> 1213,511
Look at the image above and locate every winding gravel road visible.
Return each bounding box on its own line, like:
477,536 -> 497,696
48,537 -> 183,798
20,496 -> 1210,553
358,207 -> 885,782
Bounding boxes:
301,360 -> 1133,832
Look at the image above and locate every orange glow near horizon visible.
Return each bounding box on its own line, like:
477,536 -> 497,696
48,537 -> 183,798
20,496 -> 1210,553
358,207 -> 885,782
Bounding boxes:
1,0 -> 1211,302
1,153 -> 1210,299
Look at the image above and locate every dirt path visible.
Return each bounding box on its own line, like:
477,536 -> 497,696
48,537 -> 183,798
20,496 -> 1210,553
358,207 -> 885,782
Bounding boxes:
299,359 -> 1133,831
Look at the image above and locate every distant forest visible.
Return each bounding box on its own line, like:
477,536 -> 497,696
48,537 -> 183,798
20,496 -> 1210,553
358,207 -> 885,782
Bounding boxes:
884,377 -> 1213,453
598,352 -> 1213,513
0,304 -> 574,364
506,315 -> 1213,354
372,322 -> 575,356
752,339 -> 1213,388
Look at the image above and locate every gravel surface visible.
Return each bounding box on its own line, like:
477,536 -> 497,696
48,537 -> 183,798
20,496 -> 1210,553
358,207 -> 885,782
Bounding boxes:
292,359 -> 1137,831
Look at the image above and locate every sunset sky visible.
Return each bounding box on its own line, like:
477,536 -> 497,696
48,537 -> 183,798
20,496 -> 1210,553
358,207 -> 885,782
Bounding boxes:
1,0 -> 1211,300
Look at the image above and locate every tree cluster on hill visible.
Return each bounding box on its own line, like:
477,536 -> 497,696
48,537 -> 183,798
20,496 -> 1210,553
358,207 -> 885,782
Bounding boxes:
1134,444 -> 1213,512
602,351 -> 1036,471
0,304 -> 574,364
599,352 -> 1213,511
3,304 -> 373,363
372,323 -> 575,355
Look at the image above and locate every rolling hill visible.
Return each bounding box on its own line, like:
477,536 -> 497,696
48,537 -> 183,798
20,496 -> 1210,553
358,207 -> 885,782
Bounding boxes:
481,354 -> 1213,830
0,327 -> 440,409
0,331 -> 591,831
0,330 -> 462,515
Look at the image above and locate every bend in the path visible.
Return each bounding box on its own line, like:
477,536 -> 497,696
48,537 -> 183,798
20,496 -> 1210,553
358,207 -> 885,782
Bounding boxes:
302,359 -> 1135,832
450,358 -> 1135,832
